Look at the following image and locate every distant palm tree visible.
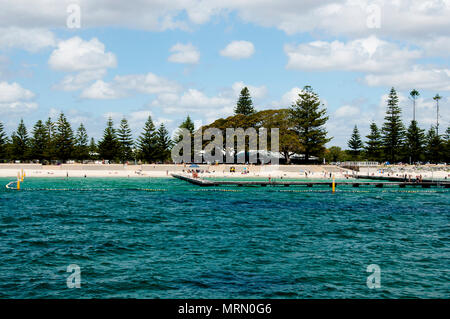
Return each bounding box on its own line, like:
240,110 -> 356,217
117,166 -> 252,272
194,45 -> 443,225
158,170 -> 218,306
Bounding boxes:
433,94 -> 442,135
409,89 -> 420,121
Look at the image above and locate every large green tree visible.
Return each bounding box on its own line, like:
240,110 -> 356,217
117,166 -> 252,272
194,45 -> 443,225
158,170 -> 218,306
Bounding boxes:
425,126 -> 443,163
117,118 -> 134,163
289,86 -> 331,161
137,116 -> 157,163
325,146 -> 348,163
174,115 -> 195,161
405,120 -> 426,163
75,123 -> 90,161
365,122 -> 383,161
0,121 -> 8,160
30,120 -> 48,162
347,125 -> 363,159
234,87 -> 256,115
263,109 -> 302,163
381,87 -> 405,163
175,115 -> 195,143
54,113 -> 75,162
11,119 -> 30,161
155,123 -> 172,162
98,117 -> 119,161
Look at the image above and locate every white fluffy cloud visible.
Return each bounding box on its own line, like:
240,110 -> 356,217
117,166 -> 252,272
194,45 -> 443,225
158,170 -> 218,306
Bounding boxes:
284,36 -> 450,92
80,72 -> 180,99
418,36 -> 450,57
149,81 -> 268,124
2,1 -> 448,39
80,80 -> 123,99
49,37 -> 117,92
152,89 -> 232,116
220,41 -> 255,59
54,69 -> 107,91
274,87 -> 303,107
0,27 -> 56,52
334,105 -> 361,118
231,81 -> 267,100
0,81 -> 34,102
0,81 -> 37,113
365,66 -> 450,91
48,37 -> 117,72
113,73 -> 181,95
168,43 -> 200,64
285,36 -> 421,72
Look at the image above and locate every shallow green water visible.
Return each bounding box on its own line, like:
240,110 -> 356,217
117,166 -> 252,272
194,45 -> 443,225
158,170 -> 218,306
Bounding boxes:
0,177 -> 448,298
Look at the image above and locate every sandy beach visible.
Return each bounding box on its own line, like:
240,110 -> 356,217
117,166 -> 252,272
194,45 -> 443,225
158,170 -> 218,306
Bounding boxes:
0,163 -> 449,180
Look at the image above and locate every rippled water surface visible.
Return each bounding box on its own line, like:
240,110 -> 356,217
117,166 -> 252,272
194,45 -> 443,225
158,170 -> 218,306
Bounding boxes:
0,177 -> 448,298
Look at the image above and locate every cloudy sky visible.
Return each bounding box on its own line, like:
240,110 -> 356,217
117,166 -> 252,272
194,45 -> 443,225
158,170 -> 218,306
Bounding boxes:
0,0 -> 449,147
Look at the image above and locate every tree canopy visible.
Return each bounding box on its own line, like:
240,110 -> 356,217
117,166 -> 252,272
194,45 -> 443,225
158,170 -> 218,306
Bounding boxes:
98,117 -> 119,161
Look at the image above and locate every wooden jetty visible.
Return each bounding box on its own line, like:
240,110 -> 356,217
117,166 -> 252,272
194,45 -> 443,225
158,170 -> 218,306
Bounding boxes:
355,175 -> 444,183
171,174 -> 450,188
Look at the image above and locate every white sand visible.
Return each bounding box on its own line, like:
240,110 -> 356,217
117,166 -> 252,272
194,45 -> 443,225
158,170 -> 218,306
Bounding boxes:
0,163 -> 348,179
0,164 -> 448,180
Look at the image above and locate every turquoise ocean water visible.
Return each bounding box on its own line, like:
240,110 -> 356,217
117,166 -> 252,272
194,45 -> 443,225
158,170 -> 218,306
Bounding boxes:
0,177 -> 448,298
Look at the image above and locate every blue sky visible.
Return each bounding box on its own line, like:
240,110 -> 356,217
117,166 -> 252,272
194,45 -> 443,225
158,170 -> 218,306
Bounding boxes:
0,0 -> 449,147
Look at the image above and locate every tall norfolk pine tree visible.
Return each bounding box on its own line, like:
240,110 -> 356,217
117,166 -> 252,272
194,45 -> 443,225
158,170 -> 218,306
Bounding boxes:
365,122 -> 382,161
405,120 -> 426,163
175,115 -> 195,161
11,119 -> 30,160
137,116 -> 157,163
155,123 -> 172,162
117,118 -> 134,163
11,120 -> 29,160
234,87 -> 256,115
75,123 -> 90,161
426,126 -> 443,163
289,86 -> 331,161
347,125 -> 363,159
30,120 -> 48,162
381,87 -> 405,163
98,117 -> 119,161
54,113 -> 75,162
0,121 -> 8,160
175,115 -> 195,143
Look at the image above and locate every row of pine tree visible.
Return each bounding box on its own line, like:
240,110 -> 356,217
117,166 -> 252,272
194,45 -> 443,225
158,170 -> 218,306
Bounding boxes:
0,86 -> 447,164
346,88 -> 449,163
0,114 -> 176,163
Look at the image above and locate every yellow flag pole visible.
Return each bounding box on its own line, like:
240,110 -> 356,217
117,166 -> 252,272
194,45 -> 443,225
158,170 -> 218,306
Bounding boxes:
332,176 -> 335,193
